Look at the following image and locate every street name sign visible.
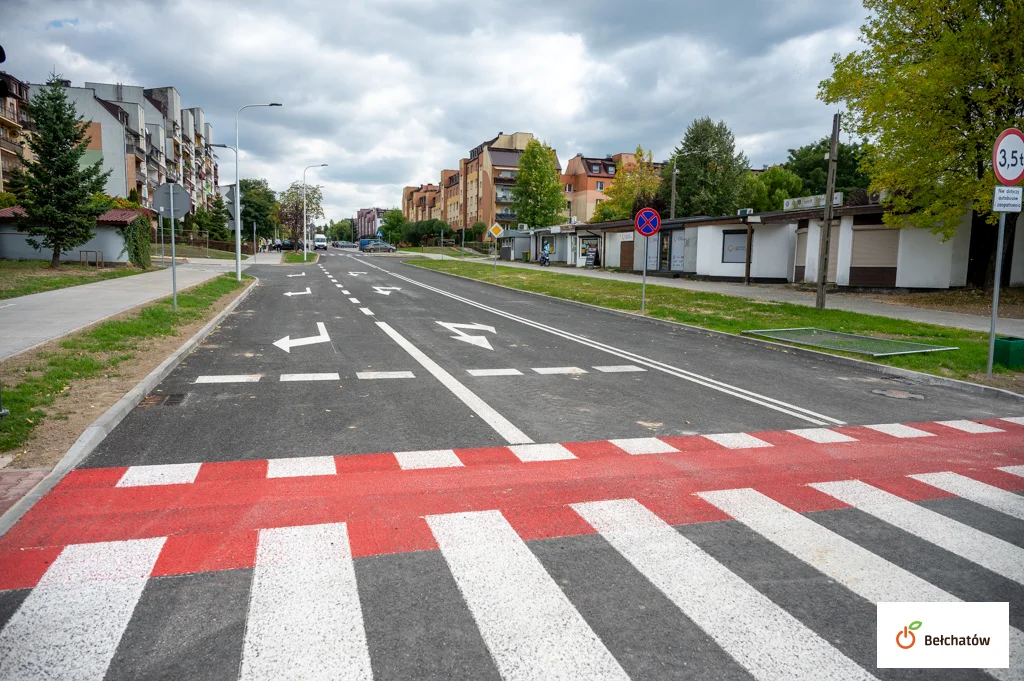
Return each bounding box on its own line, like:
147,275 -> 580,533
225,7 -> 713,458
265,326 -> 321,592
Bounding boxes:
635,207 -> 661,237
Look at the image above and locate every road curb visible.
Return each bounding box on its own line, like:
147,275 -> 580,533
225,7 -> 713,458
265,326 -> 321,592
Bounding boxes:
0,277 -> 259,539
404,262 -> 1024,404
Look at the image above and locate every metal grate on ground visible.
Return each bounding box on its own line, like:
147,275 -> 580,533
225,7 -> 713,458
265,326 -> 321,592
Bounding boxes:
741,327 -> 958,357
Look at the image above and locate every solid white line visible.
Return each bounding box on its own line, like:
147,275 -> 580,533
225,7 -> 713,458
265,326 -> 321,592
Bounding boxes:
349,297 -> 361,304
909,472 -> 1024,521
508,442 -> 576,462
609,437 -> 679,455
357,371 -> 415,379
999,465 -> 1024,478
376,321 -> 533,444
1002,417 -> 1024,426
367,263 -> 842,426
0,537 -> 166,681
266,455 -> 337,478
592,365 -> 646,373
702,432 -> 773,449
935,419 -> 1004,434
394,449 -> 463,470
532,366 -> 588,375
360,308 -> 374,316
810,479 -> 1024,585
863,423 -> 934,438
280,373 -> 340,382
195,374 -> 262,383
426,510 -> 629,681
467,368 -> 523,377
116,463 -> 202,487
240,523 -> 372,681
787,428 -> 857,444
571,499 -> 875,681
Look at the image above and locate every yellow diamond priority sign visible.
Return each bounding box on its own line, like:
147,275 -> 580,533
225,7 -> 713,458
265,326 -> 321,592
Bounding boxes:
489,223 -> 503,239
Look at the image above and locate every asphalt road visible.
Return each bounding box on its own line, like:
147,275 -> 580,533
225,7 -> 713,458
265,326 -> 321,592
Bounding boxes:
0,247 -> 1022,680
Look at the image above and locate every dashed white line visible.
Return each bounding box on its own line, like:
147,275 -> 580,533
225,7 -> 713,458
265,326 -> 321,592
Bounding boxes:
360,308 -> 374,316
467,368 -> 523,377
702,432 -> 773,449
342,290 -> 350,295
357,371 -> 416,379
532,366 -> 588,375
335,284 -> 343,288
394,449 -> 464,470
116,463 -> 202,487
592,365 -> 646,373
195,374 -> 262,384
348,298 -> 361,304
280,373 -> 340,382
266,456 -> 338,478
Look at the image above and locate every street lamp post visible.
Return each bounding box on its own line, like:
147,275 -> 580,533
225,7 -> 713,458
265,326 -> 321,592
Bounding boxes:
211,143 -> 238,259
235,103 -> 282,280
303,163 -> 328,262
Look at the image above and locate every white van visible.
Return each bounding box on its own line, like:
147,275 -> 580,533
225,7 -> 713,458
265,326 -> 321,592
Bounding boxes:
314,234 -> 328,250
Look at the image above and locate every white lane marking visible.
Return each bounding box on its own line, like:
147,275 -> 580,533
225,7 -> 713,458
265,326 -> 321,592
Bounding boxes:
286,272 -> 305,277
810,480 -> 1024,585
348,298 -> 361,304
335,283 -> 343,288
935,419 -> 1005,434
702,432 -> 773,449
348,272 -> 367,276
284,287 -> 312,297
116,463 -> 201,487
437,321 -> 497,350
508,443 -> 576,462
394,449 -> 463,470
571,499 -> 875,681
273,322 -> 331,353
532,366 -> 588,375
909,472 -> 1024,521
426,510 -> 629,681
376,321 -> 533,444
592,365 -> 646,373
787,427 -> 857,444
609,437 -> 679,455
0,538 -> 166,681
357,371 -> 415,379
280,373 -> 340,382
0,303 -> 16,310
1002,416 -> 1024,426
266,455 -> 337,478
998,465 -> 1024,478
240,523 -> 372,681
467,368 -> 523,377
373,286 -> 401,295
366,262 -> 841,426
360,308 -> 374,316
342,290 -> 351,295
863,423 -> 934,438
195,374 -> 262,383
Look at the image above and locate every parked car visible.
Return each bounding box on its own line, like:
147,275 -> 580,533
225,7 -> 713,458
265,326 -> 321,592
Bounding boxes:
339,241 -> 356,248
361,240 -> 396,253
314,234 -> 328,250
280,239 -> 293,250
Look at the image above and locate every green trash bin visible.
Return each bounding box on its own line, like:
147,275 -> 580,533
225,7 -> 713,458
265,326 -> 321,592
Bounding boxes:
523,251 -> 530,262
994,337 -> 1024,369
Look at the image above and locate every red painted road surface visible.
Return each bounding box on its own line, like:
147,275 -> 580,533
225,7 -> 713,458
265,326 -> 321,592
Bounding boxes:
2,418 -> 1022,590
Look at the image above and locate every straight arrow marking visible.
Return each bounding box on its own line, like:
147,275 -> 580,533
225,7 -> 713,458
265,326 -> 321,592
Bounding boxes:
272,322 -> 330,353
286,272 -> 306,278
283,288 -> 312,297
436,321 -> 497,350
348,272 -> 367,277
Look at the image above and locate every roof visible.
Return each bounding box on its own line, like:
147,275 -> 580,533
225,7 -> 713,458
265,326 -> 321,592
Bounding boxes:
0,206 -> 153,224
488,149 -> 523,167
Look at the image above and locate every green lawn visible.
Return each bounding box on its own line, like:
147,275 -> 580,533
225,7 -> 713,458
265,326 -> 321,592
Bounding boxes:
0,273 -> 251,453
282,251 -> 319,264
407,259 -> 1021,384
399,246 -> 482,257
0,260 -> 147,301
150,244 -> 247,260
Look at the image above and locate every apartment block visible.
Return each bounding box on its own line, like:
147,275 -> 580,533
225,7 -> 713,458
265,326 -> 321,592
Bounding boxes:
441,169 -> 461,229
356,207 -> 387,238
563,152 -> 664,223
0,72 -> 29,193
402,184 -> 440,223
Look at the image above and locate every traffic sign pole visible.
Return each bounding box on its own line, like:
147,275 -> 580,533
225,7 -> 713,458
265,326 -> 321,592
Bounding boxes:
169,185 -> 177,310
634,208 -> 662,312
987,211 -> 1006,376
642,236 -> 648,311
988,128 -> 1024,375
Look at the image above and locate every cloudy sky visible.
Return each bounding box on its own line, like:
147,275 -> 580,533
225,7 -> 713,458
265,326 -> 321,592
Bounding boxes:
2,0 -> 867,222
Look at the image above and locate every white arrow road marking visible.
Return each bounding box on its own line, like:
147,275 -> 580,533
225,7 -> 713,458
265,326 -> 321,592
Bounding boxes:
348,272 -> 367,276
273,322 -> 330,353
373,286 -> 401,296
286,272 -> 306,278
437,321 -> 497,350
283,287 -> 312,297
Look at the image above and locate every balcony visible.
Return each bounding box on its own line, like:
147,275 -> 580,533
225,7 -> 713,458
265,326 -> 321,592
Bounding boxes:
166,168 -> 180,183
0,137 -> 22,154
495,193 -> 514,204
494,174 -> 516,184
126,143 -> 145,161
182,175 -> 194,190
496,211 -> 517,221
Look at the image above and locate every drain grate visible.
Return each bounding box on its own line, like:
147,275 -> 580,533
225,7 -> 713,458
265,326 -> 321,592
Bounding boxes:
139,394 -> 186,407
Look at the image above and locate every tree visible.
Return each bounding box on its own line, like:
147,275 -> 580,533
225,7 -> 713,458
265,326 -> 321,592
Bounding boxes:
592,145 -> 663,222
13,77 -> 110,267
784,138 -> 871,197
0,192 -> 17,209
819,0 -> 1024,283
209,193 -> 231,241
380,209 -> 406,244
736,165 -> 804,212
240,178 -> 277,238
276,181 -> 324,247
511,139 -> 564,228
469,221 -> 486,240
328,219 -> 354,241
661,117 -> 748,218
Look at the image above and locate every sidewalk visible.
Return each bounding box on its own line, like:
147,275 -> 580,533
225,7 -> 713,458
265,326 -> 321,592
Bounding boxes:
0,266 -> 225,362
421,256 -> 1024,336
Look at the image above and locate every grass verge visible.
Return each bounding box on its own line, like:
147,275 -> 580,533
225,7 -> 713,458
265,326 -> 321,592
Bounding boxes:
0,272 -> 251,453
399,246 -> 482,257
0,260 -> 148,300
407,259 -> 1023,390
282,251 -> 319,264
150,244 -> 247,261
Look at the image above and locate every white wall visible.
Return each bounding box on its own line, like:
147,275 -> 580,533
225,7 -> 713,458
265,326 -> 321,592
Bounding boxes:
0,225 -> 129,262
804,222 -> 821,283
604,231 -> 622,268
834,216 -> 854,286
950,212 -> 973,288
895,228 -> 955,288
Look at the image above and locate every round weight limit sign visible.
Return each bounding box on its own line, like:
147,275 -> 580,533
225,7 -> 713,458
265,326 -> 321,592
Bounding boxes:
994,128 -> 1024,186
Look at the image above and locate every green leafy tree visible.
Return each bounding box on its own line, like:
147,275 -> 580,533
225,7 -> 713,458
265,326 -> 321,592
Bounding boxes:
469,221 -> 486,240
0,192 -> 18,208
592,145 -> 663,222
819,0 -> 1024,262
328,219 -> 354,241
784,138 -> 871,197
13,76 -> 110,267
276,181 -> 324,247
209,193 -> 231,241
239,178 -> 277,238
736,165 -> 804,212
380,209 -> 406,244
661,117 -> 748,218
511,139 -> 564,228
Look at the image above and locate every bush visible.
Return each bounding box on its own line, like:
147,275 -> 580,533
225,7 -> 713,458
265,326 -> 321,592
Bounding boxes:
118,214 -> 152,268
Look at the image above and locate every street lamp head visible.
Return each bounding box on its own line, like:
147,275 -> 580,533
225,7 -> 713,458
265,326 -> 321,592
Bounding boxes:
319,163 -> 328,167
269,103 -> 282,107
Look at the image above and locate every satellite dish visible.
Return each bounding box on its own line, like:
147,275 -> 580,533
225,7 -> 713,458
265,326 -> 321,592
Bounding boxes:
0,45 -> 5,63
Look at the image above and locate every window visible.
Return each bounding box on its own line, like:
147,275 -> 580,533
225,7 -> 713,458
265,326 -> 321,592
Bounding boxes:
722,229 -> 750,263
564,183 -> 572,192
607,166 -> 616,174
595,199 -> 603,206
591,163 -> 600,173
596,181 -> 605,191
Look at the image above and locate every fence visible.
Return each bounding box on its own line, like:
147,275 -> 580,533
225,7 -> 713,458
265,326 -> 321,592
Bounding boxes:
149,229 -> 255,255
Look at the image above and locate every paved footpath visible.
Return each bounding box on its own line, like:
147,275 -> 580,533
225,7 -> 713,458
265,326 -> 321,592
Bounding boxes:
0,251 -> 281,362
423,255 -> 1024,336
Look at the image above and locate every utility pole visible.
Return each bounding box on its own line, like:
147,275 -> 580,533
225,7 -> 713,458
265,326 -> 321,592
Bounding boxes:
815,113 -> 841,310
670,157 -> 678,220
